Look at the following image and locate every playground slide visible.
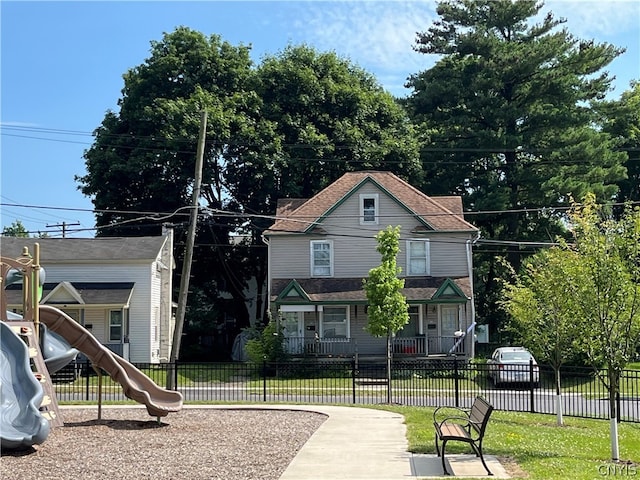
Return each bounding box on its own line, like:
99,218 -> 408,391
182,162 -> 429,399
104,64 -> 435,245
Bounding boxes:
38,305 -> 183,418
0,321 -> 51,450
40,323 -> 78,374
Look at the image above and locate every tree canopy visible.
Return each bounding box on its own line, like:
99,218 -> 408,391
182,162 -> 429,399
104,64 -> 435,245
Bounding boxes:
600,81 -> 640,205
77,28 -> 422,358
2,220 -> 30,238
502,194 -> 640,457
404,0 -> 628,330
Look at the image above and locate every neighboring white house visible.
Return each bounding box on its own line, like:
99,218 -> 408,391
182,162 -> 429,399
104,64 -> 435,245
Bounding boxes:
1,231 -> 176,363
263,171 -> 480,359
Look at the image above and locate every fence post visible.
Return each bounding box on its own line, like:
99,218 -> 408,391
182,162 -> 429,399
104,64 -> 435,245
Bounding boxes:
529,358 -> 535,413
85,359 -> 90,401
351,358 -> 356,404
174,359 -> 179,392
454,357 -> 460,407
262,358 -> 267,402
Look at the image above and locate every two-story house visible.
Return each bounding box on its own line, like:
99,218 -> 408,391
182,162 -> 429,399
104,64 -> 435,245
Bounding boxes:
1,231 -> 176,363
263,171 -> 480,359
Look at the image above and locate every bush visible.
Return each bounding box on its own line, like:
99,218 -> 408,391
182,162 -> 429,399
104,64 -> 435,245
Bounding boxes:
245,321 -> 288,363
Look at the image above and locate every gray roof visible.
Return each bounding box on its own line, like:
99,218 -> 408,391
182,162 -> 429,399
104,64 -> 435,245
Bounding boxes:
5,282 -> 135,306
271,277 -> 471,303
0,236 -> 168,263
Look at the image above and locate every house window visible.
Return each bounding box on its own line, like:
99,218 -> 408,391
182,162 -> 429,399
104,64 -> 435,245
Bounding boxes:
407,240 -> 430,275
109,310 -> 123,342
311,240 -> 333,276
321,306 -> 349,338
360,194 -> 379,224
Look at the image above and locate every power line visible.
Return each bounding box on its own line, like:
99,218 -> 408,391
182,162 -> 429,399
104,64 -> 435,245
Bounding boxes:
3,125 -> 640,162
45,222 -> 81,238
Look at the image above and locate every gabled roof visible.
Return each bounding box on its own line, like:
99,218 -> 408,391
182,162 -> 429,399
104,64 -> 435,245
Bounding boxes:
264,171 -> 477,235
0,236 -> 168,263
275,279 -> 311,303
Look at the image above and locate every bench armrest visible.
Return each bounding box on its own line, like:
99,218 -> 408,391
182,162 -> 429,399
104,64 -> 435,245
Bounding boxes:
433,406 -> 470,424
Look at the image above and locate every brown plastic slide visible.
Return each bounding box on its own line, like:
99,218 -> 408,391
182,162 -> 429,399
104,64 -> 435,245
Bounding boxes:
39,305 -> 183,417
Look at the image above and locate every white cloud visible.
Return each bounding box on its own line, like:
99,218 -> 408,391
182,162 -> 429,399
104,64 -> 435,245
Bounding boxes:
0,121 -> 41,128
541,0 -> 640,39
291,1 -> 439,72
285,0 -> 638,95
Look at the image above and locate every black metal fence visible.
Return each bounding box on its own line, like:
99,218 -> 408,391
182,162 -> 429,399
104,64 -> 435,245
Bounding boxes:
52,359 -> 640,423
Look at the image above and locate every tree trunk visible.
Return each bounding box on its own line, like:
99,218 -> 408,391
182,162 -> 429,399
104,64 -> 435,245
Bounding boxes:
386,332 -> 392,404
554,367 -> 563,426
608,369 -> 620,461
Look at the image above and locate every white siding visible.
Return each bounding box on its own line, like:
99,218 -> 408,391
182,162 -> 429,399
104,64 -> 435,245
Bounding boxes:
39,263 -> 154,363
82,309 -> 107,343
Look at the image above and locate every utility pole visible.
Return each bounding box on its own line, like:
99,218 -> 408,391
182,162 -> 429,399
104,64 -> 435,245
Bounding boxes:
46,221 -> 80,238
167,110 -> 207,389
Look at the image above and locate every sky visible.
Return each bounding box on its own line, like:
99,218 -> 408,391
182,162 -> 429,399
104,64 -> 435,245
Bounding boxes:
1,0 -> 639,238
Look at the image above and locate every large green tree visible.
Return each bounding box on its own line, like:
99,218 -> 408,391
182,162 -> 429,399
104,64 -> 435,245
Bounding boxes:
405,0 -> 628,332
78,27 -> 256,235
224,44 -> 422,219
600,81 -> 640,205
78,27 -> 266,357
77,30 -> 423,358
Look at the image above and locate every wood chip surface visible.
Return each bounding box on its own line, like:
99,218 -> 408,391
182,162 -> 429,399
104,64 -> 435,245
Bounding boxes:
0,408 -> 327,480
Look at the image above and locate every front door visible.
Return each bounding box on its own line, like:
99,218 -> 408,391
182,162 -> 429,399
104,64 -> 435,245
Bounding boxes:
281,312 -> 304,354
440,306 -> 459,353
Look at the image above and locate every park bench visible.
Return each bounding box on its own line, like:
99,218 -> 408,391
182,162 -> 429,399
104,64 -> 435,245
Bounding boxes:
433,396 -> 494,476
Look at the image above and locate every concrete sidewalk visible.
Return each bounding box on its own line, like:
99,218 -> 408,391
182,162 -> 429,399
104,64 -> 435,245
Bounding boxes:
227,405 -> 510,479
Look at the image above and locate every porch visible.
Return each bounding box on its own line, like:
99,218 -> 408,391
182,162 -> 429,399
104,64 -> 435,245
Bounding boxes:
282,335 -> 467,358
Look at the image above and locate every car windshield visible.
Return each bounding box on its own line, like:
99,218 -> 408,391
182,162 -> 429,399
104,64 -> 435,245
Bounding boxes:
501,351 -> 531,361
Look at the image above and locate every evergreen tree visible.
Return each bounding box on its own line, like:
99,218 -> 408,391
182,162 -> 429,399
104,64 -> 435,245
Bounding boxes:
405,0 -> 627,332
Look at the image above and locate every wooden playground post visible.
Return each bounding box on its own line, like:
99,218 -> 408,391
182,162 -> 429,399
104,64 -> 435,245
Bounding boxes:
32,243 -> 40,343
92,365 -> 103,420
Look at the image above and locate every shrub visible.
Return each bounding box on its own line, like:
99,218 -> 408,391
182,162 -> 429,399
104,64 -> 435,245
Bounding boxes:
245,321 -> 288,363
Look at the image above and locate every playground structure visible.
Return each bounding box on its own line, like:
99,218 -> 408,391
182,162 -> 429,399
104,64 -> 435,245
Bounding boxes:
1,243 -> 183,450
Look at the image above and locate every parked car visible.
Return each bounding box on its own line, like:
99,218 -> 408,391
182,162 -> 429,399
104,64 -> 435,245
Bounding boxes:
487,347 -> 540,387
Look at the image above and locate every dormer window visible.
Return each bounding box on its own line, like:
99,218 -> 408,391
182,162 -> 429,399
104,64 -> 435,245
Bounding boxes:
360,194 -> 379,224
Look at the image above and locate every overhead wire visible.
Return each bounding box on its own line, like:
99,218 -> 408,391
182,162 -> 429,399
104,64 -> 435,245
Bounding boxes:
3,125 -> 640,165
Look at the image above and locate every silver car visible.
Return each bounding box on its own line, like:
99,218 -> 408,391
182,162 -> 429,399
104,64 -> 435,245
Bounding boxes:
487,347 -> 540,387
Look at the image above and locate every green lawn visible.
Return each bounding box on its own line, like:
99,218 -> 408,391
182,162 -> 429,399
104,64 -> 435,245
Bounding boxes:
378,405 -> 640,480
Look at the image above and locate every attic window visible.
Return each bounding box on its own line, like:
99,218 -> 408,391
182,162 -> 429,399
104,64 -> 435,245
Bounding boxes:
360,194 -> 378,224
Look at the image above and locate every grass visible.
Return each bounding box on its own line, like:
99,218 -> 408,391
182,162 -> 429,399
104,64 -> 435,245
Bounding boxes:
377,405 -> 640,480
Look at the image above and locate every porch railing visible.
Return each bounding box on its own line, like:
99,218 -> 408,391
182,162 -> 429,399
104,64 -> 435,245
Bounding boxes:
282,336 -> 466,357
283,337 -> 356,356
393,336 -> 465,355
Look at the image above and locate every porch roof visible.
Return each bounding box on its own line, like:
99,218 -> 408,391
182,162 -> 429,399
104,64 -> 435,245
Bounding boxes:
272,277 -> 471,304
5,282 -> 135,306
